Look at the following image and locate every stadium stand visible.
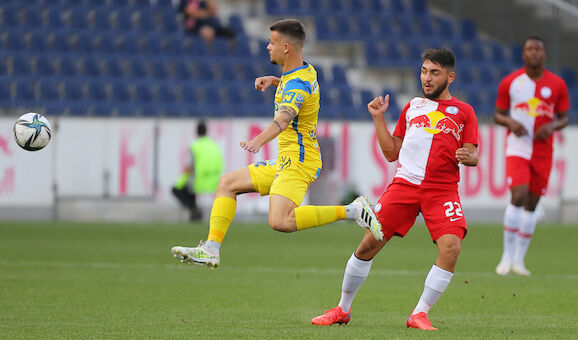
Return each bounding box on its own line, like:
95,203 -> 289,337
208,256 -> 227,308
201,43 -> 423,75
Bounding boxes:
0,0 -> 575,120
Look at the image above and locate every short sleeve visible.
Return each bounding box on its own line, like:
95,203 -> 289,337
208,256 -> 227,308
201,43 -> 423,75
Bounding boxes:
280,78 -> 311,115
393,102 -> 411,139
462,104 -> 479,146
557,78 -> 570,113
495,76 -> 511,111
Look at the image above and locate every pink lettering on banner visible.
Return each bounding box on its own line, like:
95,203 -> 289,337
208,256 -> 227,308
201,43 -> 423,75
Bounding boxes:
371,132 -> 392,197
0,134 -> 11,156
119,128 -> 153,196
463,131 -> 482,196
547,131 -> 566,196
0,133 -> 14,195
246,124 -> 270,164
0,168 -> 14,194
488,126 -> 508,197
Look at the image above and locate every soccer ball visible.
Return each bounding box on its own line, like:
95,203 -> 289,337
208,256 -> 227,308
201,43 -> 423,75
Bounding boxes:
13,112 -> 52,151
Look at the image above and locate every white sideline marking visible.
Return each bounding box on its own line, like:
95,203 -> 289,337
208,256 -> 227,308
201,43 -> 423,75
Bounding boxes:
0,260 -> 577,280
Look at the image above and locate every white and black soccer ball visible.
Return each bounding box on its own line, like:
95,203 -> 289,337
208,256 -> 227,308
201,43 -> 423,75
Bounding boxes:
13,112 -> 52,151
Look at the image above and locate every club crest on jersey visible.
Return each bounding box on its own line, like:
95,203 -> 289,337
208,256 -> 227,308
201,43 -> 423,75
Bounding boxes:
540,86 -> 552,99
408,111 -> 464,141
445,106 -> 459,115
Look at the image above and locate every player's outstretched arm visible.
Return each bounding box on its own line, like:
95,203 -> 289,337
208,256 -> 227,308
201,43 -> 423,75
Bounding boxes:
494,108 -> 527,136
240,106 -> 296,153
368,95 -> 402,162
455,143 -> 478,166
255,76 -> 281,92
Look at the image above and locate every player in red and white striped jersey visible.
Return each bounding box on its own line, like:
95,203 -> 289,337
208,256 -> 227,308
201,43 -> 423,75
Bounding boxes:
495,36 -> 570,276
311,48 -> 479,330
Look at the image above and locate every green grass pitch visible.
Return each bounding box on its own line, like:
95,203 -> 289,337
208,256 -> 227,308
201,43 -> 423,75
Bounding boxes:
1,220 -> 577,339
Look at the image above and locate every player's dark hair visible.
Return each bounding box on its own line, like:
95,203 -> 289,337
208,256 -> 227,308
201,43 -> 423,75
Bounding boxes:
270,19 -> 306,47
197,121 -> 207,136
421,48 -> 456,70
523,36 -> 545,48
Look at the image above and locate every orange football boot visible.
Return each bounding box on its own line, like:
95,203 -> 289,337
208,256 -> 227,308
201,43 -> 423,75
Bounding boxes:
311,306 -> 351,326
406,311 -> 438,330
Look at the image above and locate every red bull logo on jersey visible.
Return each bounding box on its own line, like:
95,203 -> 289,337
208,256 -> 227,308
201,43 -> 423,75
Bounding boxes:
513,97 -> 554,118
409,111 -> 464,141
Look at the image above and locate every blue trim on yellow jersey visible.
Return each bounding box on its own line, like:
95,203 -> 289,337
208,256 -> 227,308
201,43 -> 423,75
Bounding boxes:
292,116 -> 305,162
283,78 -> 312,94
282,62 -> 309,77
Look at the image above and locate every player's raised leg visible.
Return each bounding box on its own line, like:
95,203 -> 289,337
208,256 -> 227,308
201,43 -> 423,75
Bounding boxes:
407,234 -> 461,331
171,167 -> 257,268
267,195 -> 383,240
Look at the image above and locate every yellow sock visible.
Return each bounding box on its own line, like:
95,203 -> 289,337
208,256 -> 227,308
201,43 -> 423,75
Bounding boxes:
295,205 -> 347,230
207,196 -> 237,243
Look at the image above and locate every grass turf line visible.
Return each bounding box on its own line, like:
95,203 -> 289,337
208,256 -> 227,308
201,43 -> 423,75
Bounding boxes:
0,221 -> 577,339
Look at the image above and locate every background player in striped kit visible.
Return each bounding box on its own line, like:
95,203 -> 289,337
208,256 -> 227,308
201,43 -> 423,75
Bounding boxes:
495,36 -> 570,276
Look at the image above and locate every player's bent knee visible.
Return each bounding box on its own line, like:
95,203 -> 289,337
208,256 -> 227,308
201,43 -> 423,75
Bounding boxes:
440,241 -> 461,258
268,216 -> 295,233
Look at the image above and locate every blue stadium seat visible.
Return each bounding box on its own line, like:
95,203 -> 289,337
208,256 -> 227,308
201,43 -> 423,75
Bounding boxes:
157,84 -> 176,103
129,59 -> 148,78
150,60 -> 169,79
117,34 -> 140,55
87,81 -> 107,101
38,80 -> 60,101
63,81 -> 85,101
111,8 -> 134,31
111,82 -> 131,102
165,34 -> 185,55
135,8 -> 155,31
15,81 -> 35,102
460,19 -> 477,40
4,30 -> 25,51
331,65 -> 347,84
182,36 -> 207,56
80,57 -> 102,77
104,58 -> 125,78
180,84 -> 197,103
58,56 -> 79,76
10,56 -> 30,76
33,55 -> 56,76
560,67 -> 576,88
47,7 -> 65,29
232,36 -> 252,58
173,59 -> 193,80
94,33 -> 118,54
90,103 -> 113,117
0,81 -> 11,105
90,7 -> 111,30
70,32 -> 94,53
228,14 -> 245,35
161,10 -> 178,32
135,83 -> 154,102
50,31 -> 71,53
26,31 -> 48,52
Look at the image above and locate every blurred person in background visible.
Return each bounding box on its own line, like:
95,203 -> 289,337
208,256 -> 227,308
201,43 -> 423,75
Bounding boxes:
171,19 -> 382,269
311,48 -> 479,331
495,36 -> 570,276
172,121 -> 224,221
177,0 -> 235,42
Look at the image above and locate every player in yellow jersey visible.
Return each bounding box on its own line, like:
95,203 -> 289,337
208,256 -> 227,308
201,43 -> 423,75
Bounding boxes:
171,19 -> 382,268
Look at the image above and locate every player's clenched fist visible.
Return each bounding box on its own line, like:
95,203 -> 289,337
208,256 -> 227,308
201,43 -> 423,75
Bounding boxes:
255,76 -> 279,92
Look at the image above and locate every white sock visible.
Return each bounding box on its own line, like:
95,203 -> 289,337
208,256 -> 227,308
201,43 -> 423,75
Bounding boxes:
345,204 -> 357,219
413,265 -> 453,314
204,240 -> 221,252
501,203 -> 523,262
338,253 -> 373,313
513,209 -> 537,265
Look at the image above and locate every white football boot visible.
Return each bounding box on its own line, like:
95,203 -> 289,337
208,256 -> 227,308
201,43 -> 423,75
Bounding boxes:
511,262 -> 531,276
171,240 -> 220,268
350,196 -> 383,241
495,259 -> 512,275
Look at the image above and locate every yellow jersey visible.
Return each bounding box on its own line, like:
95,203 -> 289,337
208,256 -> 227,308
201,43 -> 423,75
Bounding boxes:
274,62 -> 321,167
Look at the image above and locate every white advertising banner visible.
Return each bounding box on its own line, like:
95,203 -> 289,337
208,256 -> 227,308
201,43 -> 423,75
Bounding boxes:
0,117 -> 573,219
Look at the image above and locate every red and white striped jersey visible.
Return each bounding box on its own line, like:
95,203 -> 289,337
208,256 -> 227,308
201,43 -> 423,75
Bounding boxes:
496,68 -> 570,159
393,96 -> 479,187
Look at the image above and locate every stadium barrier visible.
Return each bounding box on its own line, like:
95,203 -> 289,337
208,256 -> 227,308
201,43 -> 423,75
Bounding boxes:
0,117 -> 575,223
